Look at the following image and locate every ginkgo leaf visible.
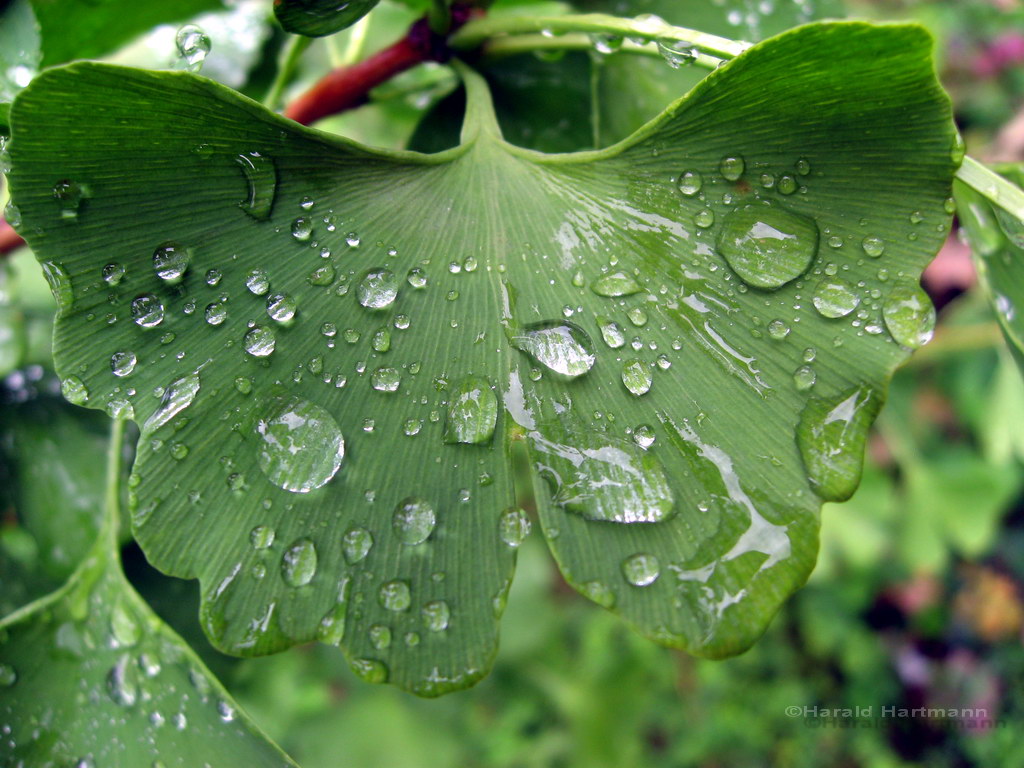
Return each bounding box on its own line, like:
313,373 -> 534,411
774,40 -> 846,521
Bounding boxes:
6,21 -> 957,694
0,440 -> 298,767
955,163 -> 1024,373
273,0 -> 381,37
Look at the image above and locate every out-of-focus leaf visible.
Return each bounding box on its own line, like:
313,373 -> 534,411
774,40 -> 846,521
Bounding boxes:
274,0 -> 381,37
0,0 -> 40,108
29,0 -> 224,67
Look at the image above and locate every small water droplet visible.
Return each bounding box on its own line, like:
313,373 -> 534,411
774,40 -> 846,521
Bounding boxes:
407,267 -> 428,289
812,278 -> 860,318
41,261 -> 73,313
52,179 -> 86,219
720,155 -> 745,181
370,366 -> 401,392
106,655 -> 140,707
0,662 -> 16,688
256,396 -> 345,492
244,326 -> 276,357
716,202 -> 818,289
146,373 -> 200,430
61,375 -> 89,405
695,208 -> 715,228
152,242 -> 190,284
393,497 -> 436,545
369,624 -> 392,650
777,175 -> 797,195
282,538 -> 317,586
767,319 -> 790,340
101,262 -> 125,286
627,307 -> 648,327
266,292 -> 297,323
622,553 -> 660,586
110,603 -> 141,648
357,268 -> 398,309
422,600 -> 450,632
793,365 -> 816,391
632,424 -> 656,448
909,211 -> 924,225
861,235 -> 885,258
510,321 -> 596,378
308,263 -> 335,286
110,350 -> 137,377
498,507 -> 531,547
600,319 -> 626,348
621,358 -> 652,396
205,301 -> 227,325
677,170 -> 703,197
245,268 -> 270,295
176,24 -> 211,72
235,152 -> 277,221
591,271 -> 641,297
882,283 -> 935,348
291,217 -> 313,241
379,580 -> 411,612
657,38 -> 696,68
444,375 -> 497,445
343,527 -> 373,563
350,659 -> 388,683
250,525 -> 275,549
580,581 -> 616,608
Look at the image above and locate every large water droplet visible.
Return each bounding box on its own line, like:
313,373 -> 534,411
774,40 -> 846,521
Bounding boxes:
152,242 -> 190,284
256,396 -> 345,493
621,553 -> 660,586
861,235 -> 885,258
882,283 -> 935,348
343,527 -> 373,563
235,152 -> 276,221
621,358 -> 652,396
511,321 -> 596,378
498,507 -> 531,547
357,269 -> 398,309
591,271 -> 641,297
716,202 -> 818,289
102,262 -> 125,286
282,538 -> 317,586
176,24 -> 211,72
146,373 -> 200,430
250,524 -> 275,549
531,428 -> 675,523
379,580 -> 411,612
392,497 -> 436,545
444,375 -> 497,445
599,319 -> 626,349
369,624 -> 392,649
351,659 -> 388,683
422,600 -> 450,632
797,386 -> 880,501
110,602 -> 141,648
244,325 -> 276,357
658,38 -> 696,68
812,278 -> 860,318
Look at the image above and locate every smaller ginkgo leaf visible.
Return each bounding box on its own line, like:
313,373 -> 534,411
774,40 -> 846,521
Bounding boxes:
0,434 -> 297,767
274,0 -> 381,36
955,164 -> 1024,374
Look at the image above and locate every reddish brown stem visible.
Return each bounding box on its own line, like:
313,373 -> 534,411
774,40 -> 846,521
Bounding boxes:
0,218 -> 24,257
284,5 -> 479,126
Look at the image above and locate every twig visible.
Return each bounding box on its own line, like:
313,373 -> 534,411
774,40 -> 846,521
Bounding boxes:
284,5 -> 478,126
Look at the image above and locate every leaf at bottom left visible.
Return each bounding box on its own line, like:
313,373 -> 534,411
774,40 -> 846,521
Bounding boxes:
0,418 -> 298,768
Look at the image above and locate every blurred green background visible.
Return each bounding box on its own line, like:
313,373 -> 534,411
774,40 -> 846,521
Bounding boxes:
3,0 -> 1024,765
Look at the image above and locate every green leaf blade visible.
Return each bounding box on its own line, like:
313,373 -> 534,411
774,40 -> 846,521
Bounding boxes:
7,20 -> 957,691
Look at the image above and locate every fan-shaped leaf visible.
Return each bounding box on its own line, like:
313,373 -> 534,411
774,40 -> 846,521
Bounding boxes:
6,21 -> 957,693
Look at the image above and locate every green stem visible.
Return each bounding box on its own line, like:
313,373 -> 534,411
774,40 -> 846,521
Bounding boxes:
452,60 -> 502,143
480,33 -> 722,69
264,35 -> 313,111
956,156 -> 1024,222
449,13 -> 748,60
103,417 -> 127,547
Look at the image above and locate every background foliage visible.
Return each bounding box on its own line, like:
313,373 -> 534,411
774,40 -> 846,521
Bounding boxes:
2,0 -> 1024,765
